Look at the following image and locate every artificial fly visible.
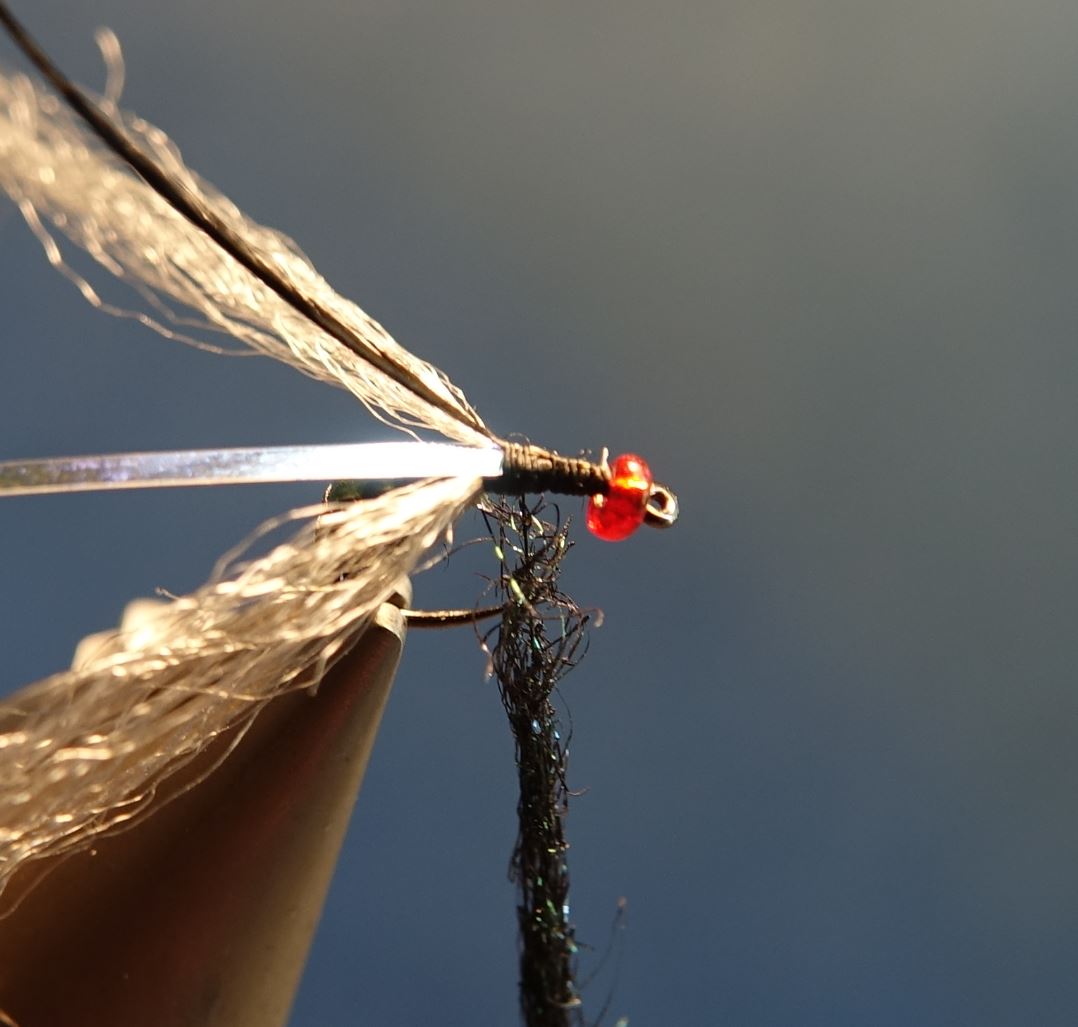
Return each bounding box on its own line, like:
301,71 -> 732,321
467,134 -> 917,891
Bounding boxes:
0,5 -> 678,1024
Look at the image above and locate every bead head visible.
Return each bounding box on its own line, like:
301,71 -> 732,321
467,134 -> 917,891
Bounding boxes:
586,453 -> 653,541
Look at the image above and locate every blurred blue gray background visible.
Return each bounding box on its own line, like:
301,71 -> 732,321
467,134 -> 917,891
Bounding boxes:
3,2 -> 1078,1023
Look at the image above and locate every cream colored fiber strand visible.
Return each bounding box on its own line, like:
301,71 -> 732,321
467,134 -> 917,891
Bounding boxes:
0,43 -> 493,900
0,65 -> 490,447
0,477 -> 481,900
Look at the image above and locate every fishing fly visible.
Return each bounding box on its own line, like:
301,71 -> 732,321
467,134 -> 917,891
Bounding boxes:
0,4 -> 678,1023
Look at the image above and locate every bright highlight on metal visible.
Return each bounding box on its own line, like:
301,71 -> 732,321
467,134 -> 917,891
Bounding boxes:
0,442 -> 505,497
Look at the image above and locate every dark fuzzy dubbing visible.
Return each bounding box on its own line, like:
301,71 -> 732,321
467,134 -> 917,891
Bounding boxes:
483,497 -> 590,1027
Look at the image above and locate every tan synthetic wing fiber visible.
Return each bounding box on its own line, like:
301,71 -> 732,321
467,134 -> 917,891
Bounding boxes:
0,477 -> 481,899
0,66 -> 490,447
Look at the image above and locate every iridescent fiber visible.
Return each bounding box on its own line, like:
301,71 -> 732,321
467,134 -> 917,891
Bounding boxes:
485,498 -> 588,1027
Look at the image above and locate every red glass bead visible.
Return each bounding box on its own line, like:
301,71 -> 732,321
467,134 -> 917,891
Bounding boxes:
586,453 -> 653,541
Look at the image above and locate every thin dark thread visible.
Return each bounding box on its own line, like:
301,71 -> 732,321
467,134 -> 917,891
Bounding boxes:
483,497 -> 589,1027
575,899 -> 630,1027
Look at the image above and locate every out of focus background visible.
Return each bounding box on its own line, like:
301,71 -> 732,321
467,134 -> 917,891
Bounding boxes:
3,2 -> 1077,1023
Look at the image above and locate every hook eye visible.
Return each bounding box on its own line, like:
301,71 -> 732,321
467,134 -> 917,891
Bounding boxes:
643,483 -> 679,529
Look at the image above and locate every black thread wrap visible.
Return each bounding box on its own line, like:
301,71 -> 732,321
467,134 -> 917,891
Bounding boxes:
494,443 -> 610,497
